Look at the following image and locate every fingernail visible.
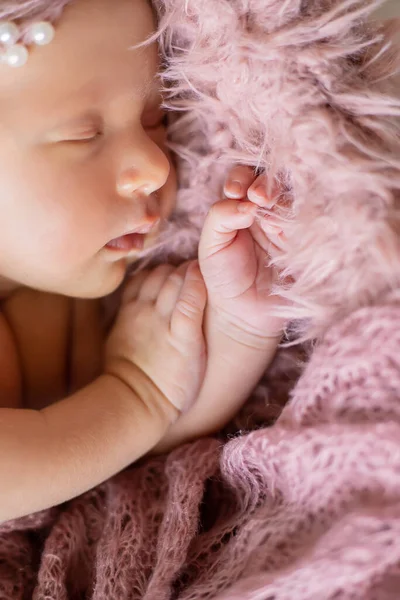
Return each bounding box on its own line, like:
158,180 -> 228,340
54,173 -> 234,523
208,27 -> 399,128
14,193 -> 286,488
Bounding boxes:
225,181 -> 243,199
253,185 -> 267,199
253,186 -> 277,209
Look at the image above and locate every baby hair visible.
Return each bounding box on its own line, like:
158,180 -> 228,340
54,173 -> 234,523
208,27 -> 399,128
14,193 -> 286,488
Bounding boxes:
0,1 -> 73,24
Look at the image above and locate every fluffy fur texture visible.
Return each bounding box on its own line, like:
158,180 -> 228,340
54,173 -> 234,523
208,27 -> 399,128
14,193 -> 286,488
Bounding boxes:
0,0 -> 69,21
150,0 -> 400,339
0,0 -> 399,598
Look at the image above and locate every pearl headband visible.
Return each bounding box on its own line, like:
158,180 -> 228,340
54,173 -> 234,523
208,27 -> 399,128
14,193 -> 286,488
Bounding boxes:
0,20 -> 55,68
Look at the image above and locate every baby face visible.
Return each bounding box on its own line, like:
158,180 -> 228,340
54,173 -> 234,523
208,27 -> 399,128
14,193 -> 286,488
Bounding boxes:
0,0 -> 177,299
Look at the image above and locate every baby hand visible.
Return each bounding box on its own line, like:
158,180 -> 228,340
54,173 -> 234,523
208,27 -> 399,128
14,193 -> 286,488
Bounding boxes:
199,166 -> 287,347
150,168 -> 287,454
224,165 -> 288,260
105,262 -> 207,421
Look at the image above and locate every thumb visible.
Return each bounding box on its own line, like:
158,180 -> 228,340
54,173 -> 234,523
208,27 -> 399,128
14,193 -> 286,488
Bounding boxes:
199,199 -> 257,262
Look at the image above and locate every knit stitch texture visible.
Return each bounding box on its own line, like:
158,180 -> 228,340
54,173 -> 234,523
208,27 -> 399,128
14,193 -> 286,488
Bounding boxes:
1,306 -> 400,599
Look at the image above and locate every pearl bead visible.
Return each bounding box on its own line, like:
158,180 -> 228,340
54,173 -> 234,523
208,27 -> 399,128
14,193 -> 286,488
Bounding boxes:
3,44 -> 29,68
0,22 -> 20,46
29,21 -> 55,46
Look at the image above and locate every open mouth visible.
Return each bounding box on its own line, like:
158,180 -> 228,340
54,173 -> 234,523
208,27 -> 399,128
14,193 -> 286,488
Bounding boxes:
105,232 -> 147,252
106,213 -> 161,253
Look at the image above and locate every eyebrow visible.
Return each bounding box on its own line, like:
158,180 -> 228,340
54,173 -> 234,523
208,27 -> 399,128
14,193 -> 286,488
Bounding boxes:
47,74 -> 161,133
52,112 -> 101,128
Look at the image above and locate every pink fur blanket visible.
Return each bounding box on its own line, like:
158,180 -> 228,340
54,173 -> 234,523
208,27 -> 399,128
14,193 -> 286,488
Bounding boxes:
1,0 -> 400,598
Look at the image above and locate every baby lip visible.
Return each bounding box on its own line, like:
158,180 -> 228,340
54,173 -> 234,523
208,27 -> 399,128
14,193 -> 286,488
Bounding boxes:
107,216 -> 160,248
123,217 -> 160,236
126,194 -> 161,233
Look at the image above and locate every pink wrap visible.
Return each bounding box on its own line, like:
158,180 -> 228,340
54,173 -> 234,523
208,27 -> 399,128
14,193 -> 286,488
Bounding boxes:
1,0 -> 400,598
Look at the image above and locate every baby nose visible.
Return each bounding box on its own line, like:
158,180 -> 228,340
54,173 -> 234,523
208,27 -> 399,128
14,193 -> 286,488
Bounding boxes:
116,170 -> 162,225
116,139 -> 170,199
117,168 -> 158,200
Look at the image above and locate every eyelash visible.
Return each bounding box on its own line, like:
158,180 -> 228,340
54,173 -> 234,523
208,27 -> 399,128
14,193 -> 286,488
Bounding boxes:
68,113 -> 168,145
59,129 -> 102,145
76,131 -> 102,143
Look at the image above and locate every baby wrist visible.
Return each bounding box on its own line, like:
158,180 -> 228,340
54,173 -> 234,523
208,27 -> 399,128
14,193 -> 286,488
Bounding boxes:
105,360 -> 180,429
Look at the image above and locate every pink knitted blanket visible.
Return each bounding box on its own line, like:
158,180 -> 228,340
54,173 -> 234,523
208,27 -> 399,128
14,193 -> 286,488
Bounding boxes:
1,0 -> 400,598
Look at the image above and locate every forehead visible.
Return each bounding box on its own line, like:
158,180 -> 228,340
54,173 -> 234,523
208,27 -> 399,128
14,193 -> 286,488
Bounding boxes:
0,0 -> 159,128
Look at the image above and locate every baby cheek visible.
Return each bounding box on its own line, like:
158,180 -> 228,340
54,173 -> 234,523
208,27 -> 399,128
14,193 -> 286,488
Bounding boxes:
49,157 -> 112,230
21,183 -> 104,267
0,145 -> 108,264
46,201 -> 104,264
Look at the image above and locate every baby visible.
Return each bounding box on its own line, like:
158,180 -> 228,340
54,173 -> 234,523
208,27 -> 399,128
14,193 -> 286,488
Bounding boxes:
0,0 -> 284,522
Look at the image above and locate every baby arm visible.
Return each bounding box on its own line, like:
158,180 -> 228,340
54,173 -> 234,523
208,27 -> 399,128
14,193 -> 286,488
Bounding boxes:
0,262 -> 206,522
153,168 -> 286,453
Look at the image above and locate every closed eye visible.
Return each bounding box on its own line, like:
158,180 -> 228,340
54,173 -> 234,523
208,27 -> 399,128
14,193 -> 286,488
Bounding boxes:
67,130 -> 103,143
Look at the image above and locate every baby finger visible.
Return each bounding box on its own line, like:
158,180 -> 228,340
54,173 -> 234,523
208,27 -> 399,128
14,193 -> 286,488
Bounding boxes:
224,165 -> 256,199
247,174 -> 279,209
138,264 -> 175,303
250,221 -> 286,260
170,261 -> 207,341
121,269 -> 150,305
199,199 -> 257,259
156,262 -> 191,317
